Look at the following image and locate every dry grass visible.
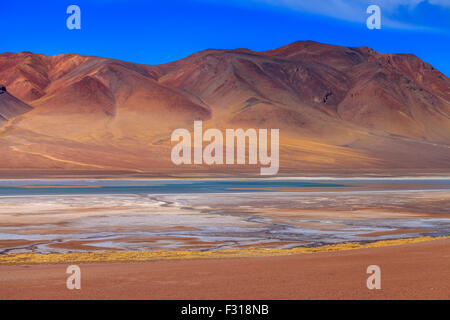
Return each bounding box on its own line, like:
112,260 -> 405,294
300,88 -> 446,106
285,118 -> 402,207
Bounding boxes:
1,236 -> 448,265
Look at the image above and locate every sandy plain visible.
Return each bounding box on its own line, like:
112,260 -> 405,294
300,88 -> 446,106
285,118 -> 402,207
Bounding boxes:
0,238 -> 448,299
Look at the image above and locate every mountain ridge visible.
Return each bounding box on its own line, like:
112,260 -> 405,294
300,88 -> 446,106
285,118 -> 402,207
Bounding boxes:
0,41 -> 449,176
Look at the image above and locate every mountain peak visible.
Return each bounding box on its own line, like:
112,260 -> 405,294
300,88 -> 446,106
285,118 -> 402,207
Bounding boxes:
0,41 -> 449,174
262,40 -> 343,55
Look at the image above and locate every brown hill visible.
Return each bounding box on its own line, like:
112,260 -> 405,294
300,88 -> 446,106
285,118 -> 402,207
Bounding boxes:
0,85 -> 32,122
0,41 -> 449,177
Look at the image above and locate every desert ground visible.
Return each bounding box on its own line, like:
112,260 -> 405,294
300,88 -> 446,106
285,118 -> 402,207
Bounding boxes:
0,238 -> 448,300
0,179 -> 448,300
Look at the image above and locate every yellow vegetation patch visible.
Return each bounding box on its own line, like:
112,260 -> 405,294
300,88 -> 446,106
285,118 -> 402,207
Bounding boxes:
0,236 -> 448,265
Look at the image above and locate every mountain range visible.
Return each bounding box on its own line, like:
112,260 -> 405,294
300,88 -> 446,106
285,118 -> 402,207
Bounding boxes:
0,41 -> 449,177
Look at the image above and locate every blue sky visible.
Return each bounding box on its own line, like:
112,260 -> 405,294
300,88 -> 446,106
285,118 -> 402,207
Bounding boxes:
1,0 -> 449,75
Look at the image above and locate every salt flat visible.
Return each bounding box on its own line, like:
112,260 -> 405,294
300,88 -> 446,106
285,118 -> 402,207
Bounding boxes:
0,179 -> 448,254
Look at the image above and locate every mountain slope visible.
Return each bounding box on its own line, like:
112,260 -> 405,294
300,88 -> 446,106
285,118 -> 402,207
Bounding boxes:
0,86 -> 33,122
0,41 -> 449,176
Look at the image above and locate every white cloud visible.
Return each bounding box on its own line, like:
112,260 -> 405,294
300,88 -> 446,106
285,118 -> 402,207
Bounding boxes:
227,0 -> 450,30
428,0 -> 450,7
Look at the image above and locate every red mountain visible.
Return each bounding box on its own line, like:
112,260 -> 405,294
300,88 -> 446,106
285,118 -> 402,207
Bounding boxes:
0,41 -> 449,177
